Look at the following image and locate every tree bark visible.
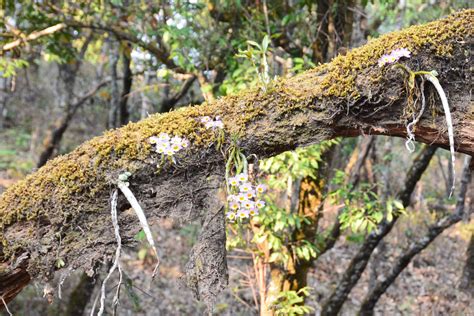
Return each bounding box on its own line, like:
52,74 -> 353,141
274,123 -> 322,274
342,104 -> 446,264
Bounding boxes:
0,11 -> 472,307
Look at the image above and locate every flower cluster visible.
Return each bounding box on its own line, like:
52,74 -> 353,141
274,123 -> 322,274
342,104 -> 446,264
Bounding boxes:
378,48 -> 411,67
226,173 -> 267,221
200,116 -> 224,129
149,132 -> 189,156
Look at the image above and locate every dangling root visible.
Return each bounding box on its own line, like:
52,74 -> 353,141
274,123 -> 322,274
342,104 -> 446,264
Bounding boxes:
1,296 -> 13,316
117,182 -> 160,278
97,190 -> 123,316
424,73 -> 456,197
405,79 -> 426,153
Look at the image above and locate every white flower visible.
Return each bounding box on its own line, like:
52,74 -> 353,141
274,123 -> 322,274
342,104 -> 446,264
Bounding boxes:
236,194 -> 248,202
242,200 -> 255,210
226,211 -> 236,221
229,201 -> 240,210
249,209 -> 259,216
378,48 -> 411,67
180,138 -> 190,148
158,132 -> 170,142
227,194 -> 238,202
200,116 -> 212,123
170,136 -> 183,145
239,182 -> 253,193
237,209 -> 249,219
255,200 -> 266,209
164,147 -> 175,156
149,136 -> 160,144
229,177 -> 239,186
171,143 -> 182,152
236,173 -> 248,183
256,184 -> 267,194
245,190 -> 256,199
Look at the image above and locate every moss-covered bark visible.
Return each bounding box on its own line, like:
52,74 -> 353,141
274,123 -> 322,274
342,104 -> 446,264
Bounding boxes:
0,10 -> 472,307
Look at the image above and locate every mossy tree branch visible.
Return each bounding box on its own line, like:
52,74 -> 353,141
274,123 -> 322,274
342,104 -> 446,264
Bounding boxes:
0,10 -> 472,308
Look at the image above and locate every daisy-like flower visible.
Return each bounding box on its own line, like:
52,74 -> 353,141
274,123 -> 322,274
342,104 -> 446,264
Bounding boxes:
236,194 -> 248,202
229,201 -> 240,211
200,116 -> 212,123
236,173 -> 248,183
149,136 -> 160,144
239,182 -> 253,193
242,200 -> 255,210
378,48 -> 411,67
256,184 -> 267,194
158,132 -> 170,142
226,211 -> 236,221
164,147 -> 175,156
245,190 -> 256,199
237,209 -> 250,219
249,209 -> 259,217
180,138 -> 190,148
170,143 -> 182,152
204,119 -> 224,129
227,194 -> 238,202
229,177 -> 239,186
392,48 -> 411,59
170,136 -> 183,145
213,120 -> 224,129
255,200 -> 266,209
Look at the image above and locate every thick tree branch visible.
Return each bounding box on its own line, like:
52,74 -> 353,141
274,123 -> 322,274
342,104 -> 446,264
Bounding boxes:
358,155 -> 472,315
0,10 -> 472,307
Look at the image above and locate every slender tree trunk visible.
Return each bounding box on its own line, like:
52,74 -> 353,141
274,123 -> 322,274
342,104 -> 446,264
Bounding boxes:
118,45 -> 132,126
140,72 -> 152,119
108,40 -> 120,129
64,273 -> 96,316
459,233 -> 474,294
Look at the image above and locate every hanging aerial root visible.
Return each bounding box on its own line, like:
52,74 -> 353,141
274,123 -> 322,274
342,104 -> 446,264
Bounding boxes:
423,73 -> 456,197
117,182 -> 160,278
1,296 -> 13,316
405,79 -> 426,153
97,190 -> 123,316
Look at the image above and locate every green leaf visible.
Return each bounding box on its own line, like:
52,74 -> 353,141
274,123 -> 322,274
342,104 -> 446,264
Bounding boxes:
393,200 -> 404,210
246,40 -> 260,48
262,35 -> 270,51
268,252 -> 281,263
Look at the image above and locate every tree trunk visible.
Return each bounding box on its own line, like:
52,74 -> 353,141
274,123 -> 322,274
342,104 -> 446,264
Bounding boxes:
118,45 -> 132,126
0,11 -> 472,307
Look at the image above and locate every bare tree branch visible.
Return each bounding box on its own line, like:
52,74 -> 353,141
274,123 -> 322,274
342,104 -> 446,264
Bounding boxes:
1,23 -> 66,52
